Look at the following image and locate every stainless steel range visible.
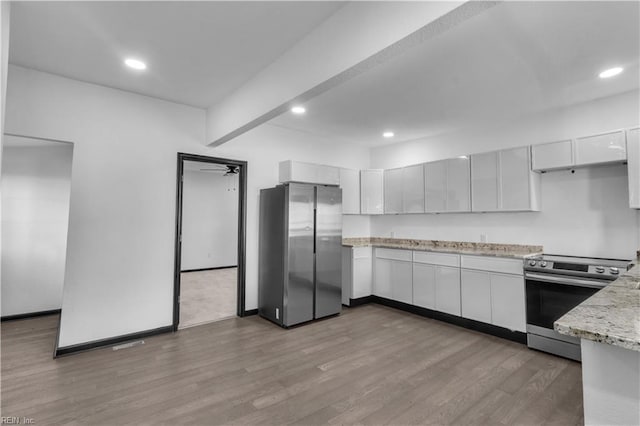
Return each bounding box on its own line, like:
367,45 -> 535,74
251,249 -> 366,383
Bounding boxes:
524,254 -> 630,361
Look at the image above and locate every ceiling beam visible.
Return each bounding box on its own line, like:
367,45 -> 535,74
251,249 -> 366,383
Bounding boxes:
206,1 -> 499,147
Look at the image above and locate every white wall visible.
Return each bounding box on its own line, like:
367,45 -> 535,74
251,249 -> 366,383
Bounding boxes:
181,169 -> 238,270
369,91 -> 640,260
1,1 -> 10,142
1,137 -> 73,316
5,65 -> 370,346
5,65 -> 208,347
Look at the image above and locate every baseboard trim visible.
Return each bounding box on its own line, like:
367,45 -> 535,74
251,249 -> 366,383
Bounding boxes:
243,309 -> 258,316
348,296 -> 375,307
369,296 -> 527,344
181,265 -> 237,273
54,326 -> 174,358
1,309 -> 61,322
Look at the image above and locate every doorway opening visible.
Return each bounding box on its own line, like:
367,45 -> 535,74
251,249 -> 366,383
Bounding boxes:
173,153 -> 247,330
1,133 -> 73,321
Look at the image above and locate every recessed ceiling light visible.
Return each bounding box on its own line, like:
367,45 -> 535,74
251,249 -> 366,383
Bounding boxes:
458,155 -> 469,159
124,58 -> 147,71
291,106 -> 306,115
383,131 -> 394,138
599,67 -> 623,79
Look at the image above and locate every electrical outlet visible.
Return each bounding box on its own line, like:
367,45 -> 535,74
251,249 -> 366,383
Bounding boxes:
390,231 -> 395,238
480,234 -> 488,243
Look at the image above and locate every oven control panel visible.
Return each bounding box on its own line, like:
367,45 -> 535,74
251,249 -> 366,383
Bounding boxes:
524,256 -> 629,280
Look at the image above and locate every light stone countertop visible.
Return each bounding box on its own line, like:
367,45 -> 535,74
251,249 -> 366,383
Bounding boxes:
555,263 -> 640,352
342,237 -> 543,259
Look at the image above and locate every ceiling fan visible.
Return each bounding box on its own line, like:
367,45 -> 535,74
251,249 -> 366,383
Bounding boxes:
198,164 -> 239,176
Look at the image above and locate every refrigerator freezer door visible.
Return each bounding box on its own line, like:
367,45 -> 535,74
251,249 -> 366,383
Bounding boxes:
315,186 -> 343,318
285,184 -> 315,326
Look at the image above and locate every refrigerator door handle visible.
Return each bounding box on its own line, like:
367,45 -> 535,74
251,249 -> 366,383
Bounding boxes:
313,208 -> 317,254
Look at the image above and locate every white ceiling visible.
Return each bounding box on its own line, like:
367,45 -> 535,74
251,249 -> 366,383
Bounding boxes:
270,1 -> 640,147
9,1 -> 344,108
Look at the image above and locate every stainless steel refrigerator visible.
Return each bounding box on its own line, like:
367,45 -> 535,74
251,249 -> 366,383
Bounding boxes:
258,183 -> 342,327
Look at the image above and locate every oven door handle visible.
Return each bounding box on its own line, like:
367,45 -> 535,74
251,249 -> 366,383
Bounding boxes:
524,272 -> 608,289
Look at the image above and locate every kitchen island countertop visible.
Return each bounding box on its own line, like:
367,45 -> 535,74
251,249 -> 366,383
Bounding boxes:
555,263 -> 640,352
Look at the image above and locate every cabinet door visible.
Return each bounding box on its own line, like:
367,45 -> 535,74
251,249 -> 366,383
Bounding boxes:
446,157 -> 471,212
339,168 -> 360,215
384,168 -> 403,214
392,261 -> 413,304
435,266 -> 461,316
360,170 -> 384,215
413,263 -> 436,309
499,147 -> 532,211
352,249 -> 373,299
403,164 -> 425,213
574,130 -> 626,166
627,128 -> 640,209
531,140 -> 573,171
460,269 -> 492,323
425,160 -> 447,212
471,152 -> 499,212
490,273 -> 526,332
374,258 -> 393,299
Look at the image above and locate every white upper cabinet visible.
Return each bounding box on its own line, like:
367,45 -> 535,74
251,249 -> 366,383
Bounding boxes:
402,164 -> 425,213
339,168 -> 360,215
425,158 -> 470,213
279,160 -> 340,186
628,128 -> 640,209
447,157 -> 471,212
383,168 -> 403,214
532,130 -> 628,172
500,147 -> 539,211
471,151 -> 499,212
360,169 -> 384,215
425,160 -> 447,212
574,130 -> 626,166
531,140 -> 573,171
471,147 -> 540,212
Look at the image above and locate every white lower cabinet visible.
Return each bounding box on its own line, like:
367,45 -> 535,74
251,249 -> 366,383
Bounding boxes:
374,258 -> 393,299
413,252 -> 461,316
413,264 -> 461,316
342,246 -> 373,306
374,248 -> 412,304
413,263 -> 436,310
460,269 -> 492,323
435,266 -> 461,316
460,255 -> 526,332
371,250 -> 525,333
490,273 -> 526,332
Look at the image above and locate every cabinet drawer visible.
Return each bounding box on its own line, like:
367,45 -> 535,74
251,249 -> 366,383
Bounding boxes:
413,251 -> 460,267
375,248 -> 412,261
460,255 -> 523,275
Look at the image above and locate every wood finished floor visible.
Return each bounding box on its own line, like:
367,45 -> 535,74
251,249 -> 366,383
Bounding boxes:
1,304 -> 583,425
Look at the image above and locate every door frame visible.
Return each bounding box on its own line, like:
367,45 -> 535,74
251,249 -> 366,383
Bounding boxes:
173,152 -> 248,331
